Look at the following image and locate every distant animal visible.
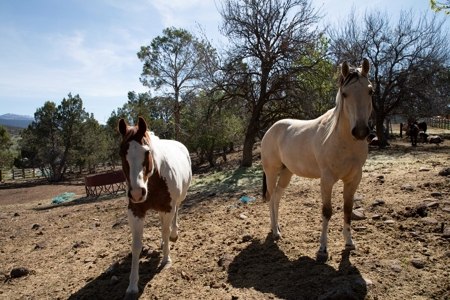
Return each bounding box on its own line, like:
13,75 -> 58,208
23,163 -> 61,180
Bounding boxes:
118,117 -> 192,296
402,121 -> 427,135
427,135 -> 442,144
409,123 -> 419,146
367,132 -> 377,142
417,121 -> 427,133
368,136 -> 379,146
419,132 -> 428,143
261,59 -> 373,261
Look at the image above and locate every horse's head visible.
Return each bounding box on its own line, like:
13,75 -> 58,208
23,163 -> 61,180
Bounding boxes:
339,58 -> 373,141
118,117 -> 154,203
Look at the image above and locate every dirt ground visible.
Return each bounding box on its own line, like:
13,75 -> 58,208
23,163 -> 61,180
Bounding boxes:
1,126 -> 450,300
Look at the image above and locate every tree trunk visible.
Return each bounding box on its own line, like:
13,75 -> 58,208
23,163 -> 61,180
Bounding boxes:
229,142 -> 234,152
174,88 -> 180,141
375,115 -> 388,148
174,102 -> 180,141
198,149 -> 206,165
242,128 -> 257,167
207,143 -> 216,167
222,146 -> 228,162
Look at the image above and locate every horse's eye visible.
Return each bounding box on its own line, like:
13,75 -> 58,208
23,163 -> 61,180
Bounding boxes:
342,92 -> 347,98
145,150 -> 150,156
369,90 -> 373,95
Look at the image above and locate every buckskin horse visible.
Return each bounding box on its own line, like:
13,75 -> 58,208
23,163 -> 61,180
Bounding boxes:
261,59 -> 373,262
118,117 -> 192,296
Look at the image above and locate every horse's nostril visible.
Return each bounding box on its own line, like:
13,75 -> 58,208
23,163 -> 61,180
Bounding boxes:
141,188 -> 146,197
351,127 -> 356,137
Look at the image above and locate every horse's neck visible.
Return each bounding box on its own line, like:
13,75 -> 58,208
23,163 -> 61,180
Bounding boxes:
329,107 -> 352,141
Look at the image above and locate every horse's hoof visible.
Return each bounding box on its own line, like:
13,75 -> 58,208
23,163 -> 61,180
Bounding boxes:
316,251 -> 328,263
124,291 -> 139,300
161,260 -> 172,270
273,234 -> 281,241
345,244 -> 356,250
169,236 -> 178,243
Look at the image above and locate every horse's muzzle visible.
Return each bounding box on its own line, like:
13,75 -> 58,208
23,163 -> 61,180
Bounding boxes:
351,125 -> 371,141
128,188 -> 146,203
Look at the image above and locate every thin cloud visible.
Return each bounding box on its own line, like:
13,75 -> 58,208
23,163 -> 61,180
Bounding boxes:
149,0 -> 220,29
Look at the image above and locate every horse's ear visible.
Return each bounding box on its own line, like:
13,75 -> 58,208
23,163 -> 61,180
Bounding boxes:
118,118 -> 127,136
361,58 -> 370,76
341,61 -> 349,78
137,116 -> 148,134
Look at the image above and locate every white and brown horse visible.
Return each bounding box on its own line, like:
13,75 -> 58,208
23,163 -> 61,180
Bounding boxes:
118,117 -> 192,295
261,59 -> 373,261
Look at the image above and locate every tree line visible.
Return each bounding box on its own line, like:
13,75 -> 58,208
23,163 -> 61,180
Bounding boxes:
1,0 -> 449,181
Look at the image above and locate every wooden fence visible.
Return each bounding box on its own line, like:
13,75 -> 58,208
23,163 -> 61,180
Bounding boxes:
424,118 -> 450,130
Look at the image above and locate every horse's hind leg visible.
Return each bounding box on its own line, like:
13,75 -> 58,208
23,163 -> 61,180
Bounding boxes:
171,187 -> 189,243
342,173 -> 362,250
170,203 -> 180,243
267,167 -> 292,240
264,169 -> 279,237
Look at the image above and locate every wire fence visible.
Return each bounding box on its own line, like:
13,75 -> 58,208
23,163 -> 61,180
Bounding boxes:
0,168 -> 49,181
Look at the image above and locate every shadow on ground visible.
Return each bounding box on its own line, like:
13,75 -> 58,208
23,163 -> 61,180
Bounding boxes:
32,193 -> 126,211
227,234 -> 368,300
68,253 -> 161,300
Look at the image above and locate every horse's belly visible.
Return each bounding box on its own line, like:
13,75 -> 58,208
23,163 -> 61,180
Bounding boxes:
284,147 -> 367,180
283,153 -> 321,178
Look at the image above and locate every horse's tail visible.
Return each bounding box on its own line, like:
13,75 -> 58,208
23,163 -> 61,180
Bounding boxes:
262,172 -> 267,202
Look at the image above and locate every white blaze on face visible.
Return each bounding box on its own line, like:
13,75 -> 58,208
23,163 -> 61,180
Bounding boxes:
127,140 -> 149,200
341,76 -> 373,140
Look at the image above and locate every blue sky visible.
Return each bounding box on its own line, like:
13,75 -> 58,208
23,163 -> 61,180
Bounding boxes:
0,0 -> 446,124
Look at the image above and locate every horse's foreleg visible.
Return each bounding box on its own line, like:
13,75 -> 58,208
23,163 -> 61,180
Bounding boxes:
126,209 -> 145,295
319,173 -> 336,254
160,211 -> 175,269
343,174 -> 362,250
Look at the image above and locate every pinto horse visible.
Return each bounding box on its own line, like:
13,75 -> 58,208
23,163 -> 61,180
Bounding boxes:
118,117 -> 192,296
261,59 -> 373,261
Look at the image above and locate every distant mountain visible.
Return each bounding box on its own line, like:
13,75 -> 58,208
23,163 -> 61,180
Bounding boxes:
0,114 -> 34,128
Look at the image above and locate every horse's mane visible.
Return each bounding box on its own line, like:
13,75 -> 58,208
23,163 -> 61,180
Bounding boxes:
323,65 -> 364,143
